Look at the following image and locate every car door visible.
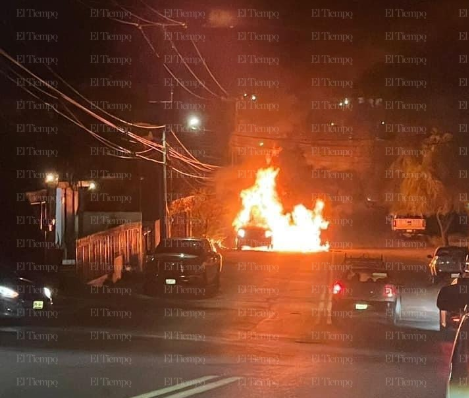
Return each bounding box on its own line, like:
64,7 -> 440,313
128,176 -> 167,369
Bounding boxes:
448,314 -> 469,397
202,240 -> 217,283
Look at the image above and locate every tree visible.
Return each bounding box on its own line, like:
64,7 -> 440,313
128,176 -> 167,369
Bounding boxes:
388,130 -> 466,245
169,187 -> 226,244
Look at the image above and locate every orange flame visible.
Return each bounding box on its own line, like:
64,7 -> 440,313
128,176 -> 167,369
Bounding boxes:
233,167 -> 329,252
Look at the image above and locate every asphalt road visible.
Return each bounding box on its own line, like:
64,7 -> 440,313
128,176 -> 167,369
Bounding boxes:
0,249 -> 452,398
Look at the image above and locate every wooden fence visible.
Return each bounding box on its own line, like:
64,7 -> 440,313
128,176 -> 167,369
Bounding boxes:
76,222 -> 143,282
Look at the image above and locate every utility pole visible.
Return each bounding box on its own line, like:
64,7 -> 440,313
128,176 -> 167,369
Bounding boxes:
149,84 -> 174,240
161,126 -> 168,239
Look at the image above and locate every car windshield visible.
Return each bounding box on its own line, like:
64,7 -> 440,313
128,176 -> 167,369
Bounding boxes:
155,240 -> 205,256
436,247 -> 467,257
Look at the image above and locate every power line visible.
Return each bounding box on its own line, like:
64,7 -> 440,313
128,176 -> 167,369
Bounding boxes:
47,66 -> 166,130
163,27 -> 227,100
1,47 -> 219,177
191,39 -> 230,97
138,0 -> 186,27
2,69 -> 135,156
113,0 -> 182,27
138,26 -> 208,100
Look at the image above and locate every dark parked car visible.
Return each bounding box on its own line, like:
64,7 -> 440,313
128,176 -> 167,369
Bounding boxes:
0,268 -> 53,318
437,284 -> 469,397
331,265 -> 401,326
144,238 -> 222,294
439,277 -> 469,334
428,246 -> 469,284
236,225 -> 272,250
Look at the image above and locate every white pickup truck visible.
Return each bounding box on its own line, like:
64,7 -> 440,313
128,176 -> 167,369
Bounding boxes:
390,215 -> 426,237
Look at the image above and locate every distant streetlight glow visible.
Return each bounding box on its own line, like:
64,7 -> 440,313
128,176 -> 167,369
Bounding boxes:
188,116 -> 201,130
88,181 -> 97,190
344,98 -> 349,105
45,172 -> 58,184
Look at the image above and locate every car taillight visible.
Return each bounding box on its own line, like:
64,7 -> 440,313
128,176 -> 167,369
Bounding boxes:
383,284 -> 396,298
393,220 -> 396,227
332,282 -> 343,295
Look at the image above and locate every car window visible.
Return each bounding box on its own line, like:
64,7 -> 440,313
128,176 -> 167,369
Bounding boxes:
344,270 -> 390,283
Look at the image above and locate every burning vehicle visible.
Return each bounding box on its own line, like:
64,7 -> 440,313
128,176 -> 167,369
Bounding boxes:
233,167 -> 329,252
236,225 -> 273,250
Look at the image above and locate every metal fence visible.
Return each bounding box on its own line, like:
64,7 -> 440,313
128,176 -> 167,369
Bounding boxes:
76,222 -> 143,282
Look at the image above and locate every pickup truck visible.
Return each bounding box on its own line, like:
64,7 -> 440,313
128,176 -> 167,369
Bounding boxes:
390,215 -> 426,237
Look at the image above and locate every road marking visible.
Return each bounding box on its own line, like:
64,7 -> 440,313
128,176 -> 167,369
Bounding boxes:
164,377 -> 241,398
129,375 -> 218,398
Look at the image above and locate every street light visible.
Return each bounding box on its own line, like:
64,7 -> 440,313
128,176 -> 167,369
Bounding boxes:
88,181 -> 97,190
45,172 -> 58,184
188,116 -> 201,131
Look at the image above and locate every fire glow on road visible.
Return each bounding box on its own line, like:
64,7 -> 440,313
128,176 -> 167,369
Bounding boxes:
233,167 -> 329,252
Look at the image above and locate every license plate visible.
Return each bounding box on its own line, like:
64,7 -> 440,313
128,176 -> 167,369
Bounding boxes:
355,303 -> 368,310
33,301 -> 44,310
451,273 -> 460,278
165,279 -> 176,285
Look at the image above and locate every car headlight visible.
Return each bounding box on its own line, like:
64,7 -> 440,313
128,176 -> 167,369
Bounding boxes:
43,287 -> 52,299
237,229 -> 245,238
265,230 -> 272,238
0,286 -> 19,298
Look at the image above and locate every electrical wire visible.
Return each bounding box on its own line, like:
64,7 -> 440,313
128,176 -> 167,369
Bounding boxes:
138,0 -> 186,27
191,39 -> 230,97
113,0 -> 182,27
166,144 -> 217,172
1,47 -> 219,176
132,0 -> 230,98
169,129 -> 219,169
2,69 -> 135,157
46,66 -> 166,130
138,26 -> 208,100
163,27 -> 227,100
0,48 -> 137,139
